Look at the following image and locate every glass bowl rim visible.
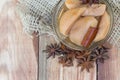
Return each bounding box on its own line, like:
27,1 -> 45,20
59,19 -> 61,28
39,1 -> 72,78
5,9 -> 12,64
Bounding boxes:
52,0 -> 114,51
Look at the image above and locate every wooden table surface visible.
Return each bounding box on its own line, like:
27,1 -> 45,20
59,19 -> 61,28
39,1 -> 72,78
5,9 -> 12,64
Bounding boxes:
0,0 -> 120,80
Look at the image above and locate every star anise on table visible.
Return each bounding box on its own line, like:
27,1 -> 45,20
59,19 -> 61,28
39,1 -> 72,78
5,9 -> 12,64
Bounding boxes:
58,43 -> 76,67
77,55 -> 95,72
58,55 -> 74,67
43,43 -> 62,59
43,42 -> 110,72
58,52 -> 75,67
91,45 -> 109,63
75,50 -> 91,59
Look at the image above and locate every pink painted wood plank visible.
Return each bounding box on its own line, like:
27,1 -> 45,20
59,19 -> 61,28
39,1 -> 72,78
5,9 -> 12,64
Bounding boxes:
0,0 -> 38,80
98,43 -> 120,80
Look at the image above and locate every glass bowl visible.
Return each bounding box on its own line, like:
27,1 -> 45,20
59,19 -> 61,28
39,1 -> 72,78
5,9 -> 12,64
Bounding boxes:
52,0 -> 114,50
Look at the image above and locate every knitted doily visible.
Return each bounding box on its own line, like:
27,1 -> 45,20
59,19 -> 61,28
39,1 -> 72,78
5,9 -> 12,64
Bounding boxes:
16,0 -> 120,48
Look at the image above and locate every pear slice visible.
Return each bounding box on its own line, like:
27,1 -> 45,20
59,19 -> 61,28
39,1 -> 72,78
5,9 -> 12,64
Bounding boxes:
82,4 -> 106,16
65,0 -> 82,9
59,7 -> 87,36
94,11 -> 110,42
69,17 -> 98,46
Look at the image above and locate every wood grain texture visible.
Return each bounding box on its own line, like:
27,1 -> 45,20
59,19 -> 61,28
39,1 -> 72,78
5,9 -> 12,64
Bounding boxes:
0,0 -> 38,80
98,43 -> 120,80
39,36 -> 97,80
0,0 -> 120,80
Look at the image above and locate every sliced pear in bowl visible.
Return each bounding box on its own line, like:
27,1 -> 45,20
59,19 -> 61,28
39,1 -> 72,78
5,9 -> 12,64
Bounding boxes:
59,7 -> 87,36
65,0 -> 82,9
82,4 -> 106,16
94,11 -> 110,42
69,16 -> 98,46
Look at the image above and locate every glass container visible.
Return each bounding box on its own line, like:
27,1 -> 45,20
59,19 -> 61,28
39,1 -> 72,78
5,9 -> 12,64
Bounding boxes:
52,0 -> 114,50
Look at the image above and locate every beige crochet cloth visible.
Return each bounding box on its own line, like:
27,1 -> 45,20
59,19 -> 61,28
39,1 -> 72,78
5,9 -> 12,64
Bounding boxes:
16,0 -> 120,48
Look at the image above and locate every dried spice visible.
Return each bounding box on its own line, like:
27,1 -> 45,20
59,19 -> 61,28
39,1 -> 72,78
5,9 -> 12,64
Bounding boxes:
58,43 -> 76,67
75,50 -> 91,59
43,43 -> 62,58
91,45 -> 109,63
77,55 -> 94,72
44,43 -> 110,72
59,55 -> 73,67
81,0 -> 99,5
82,0 -> 89,4
93,0 -> 99,3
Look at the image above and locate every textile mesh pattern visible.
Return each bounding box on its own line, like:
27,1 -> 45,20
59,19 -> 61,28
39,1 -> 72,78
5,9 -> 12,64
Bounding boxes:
16,0 -> 120,48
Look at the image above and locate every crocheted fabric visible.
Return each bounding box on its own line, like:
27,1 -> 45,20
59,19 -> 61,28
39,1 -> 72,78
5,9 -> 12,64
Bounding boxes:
16,0 -> 120,48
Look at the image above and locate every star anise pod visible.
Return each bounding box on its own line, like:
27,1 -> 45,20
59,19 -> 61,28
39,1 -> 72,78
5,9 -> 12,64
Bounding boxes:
58,55 -> 73,67
91,45 -> 109,63
77,55 -> 94,72
58,43 -> 77,67
93,0 -> 99,3
75,50 -> 91,59
82,0 -> 89,4
58,46 -> 76,67
43,43 -> 62,59
81,0 -> 99,5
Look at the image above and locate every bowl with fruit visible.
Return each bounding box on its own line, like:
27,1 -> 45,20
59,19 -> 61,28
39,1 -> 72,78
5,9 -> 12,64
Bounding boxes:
52,0 -> 113,50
